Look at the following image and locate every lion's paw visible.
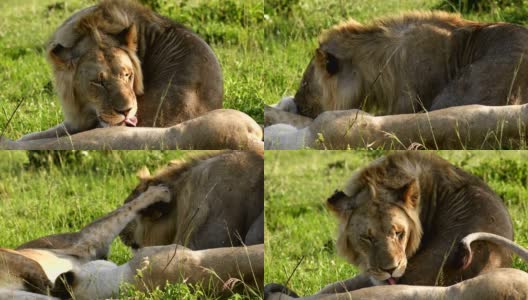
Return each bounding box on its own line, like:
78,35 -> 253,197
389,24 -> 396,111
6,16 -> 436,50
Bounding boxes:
146,185 -> 171,203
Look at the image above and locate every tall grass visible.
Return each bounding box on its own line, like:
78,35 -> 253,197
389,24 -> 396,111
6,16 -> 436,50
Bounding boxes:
0,150 -> 259,299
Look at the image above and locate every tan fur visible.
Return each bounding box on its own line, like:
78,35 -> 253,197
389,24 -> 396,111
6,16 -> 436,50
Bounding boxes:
266,233 -> 528,299
4,109 -> 263,150
20,0 -> 223,141
293,11 -> 528,118
324,152 -> 513,289
0,185 -> 171,296
267,268 -> 528,300
0,183 -> 263,298
120,150 -> 264,250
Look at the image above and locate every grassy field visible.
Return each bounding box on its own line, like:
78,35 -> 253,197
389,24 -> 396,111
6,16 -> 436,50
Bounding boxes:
265,150 -> 528,296
0,0 -> 263,140
0,150 -> 260,299
262,0 -> 528,105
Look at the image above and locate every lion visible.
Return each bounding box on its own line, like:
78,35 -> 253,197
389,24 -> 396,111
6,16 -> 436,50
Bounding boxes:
19,0 -> 223,141
265,11 -> 528,150
264,103 -> 528,150
265,232 -> 528,299
120,150 -> 264,250
293,11 -> 528,118
0,184 -> 263,299
265,152 -> 514,296
0,185 -> 171,296
2,109 -> 264,150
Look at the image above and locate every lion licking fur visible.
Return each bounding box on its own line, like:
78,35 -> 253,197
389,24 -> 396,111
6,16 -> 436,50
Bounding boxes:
265,232 -> 528,299
265,152 -> 515,297
20,0 -> 223,141
120,150 -> 264,250
325,152 -> 513,288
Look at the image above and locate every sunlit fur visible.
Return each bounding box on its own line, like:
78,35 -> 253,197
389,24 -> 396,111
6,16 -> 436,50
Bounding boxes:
295,11 -> 528,118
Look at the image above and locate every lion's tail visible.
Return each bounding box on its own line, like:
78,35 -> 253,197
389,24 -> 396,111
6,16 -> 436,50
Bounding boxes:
461,232 -> 528,269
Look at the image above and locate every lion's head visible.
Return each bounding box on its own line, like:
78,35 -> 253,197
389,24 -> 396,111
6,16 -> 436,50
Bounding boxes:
48,22 -> 143,130
293,12 -> 470,118
327,155 -> 424,285
293,19 -> 382,119
119,166 -> 178,249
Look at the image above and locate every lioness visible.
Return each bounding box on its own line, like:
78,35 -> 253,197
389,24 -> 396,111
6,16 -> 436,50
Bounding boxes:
266,152 -> 513,296
266,233 -> 528,300
0,185 -> 171,296
120,150 -> 264,250
2,109 -> 263,150
265,11 -> 528,149
0,184 -> 263,299
20,0 -> 222,141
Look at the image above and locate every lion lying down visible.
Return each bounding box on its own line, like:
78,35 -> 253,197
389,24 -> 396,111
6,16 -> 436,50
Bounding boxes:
265,11 -> 528,149
266,233 -> 528,300
0,185 -> 263,299
265,102 -> 528,150
1,109 -> 263,150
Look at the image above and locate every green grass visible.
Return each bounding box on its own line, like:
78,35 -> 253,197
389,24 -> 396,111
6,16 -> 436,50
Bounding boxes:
0,0 -> 263,140
0,150 -> 260,299
265,150 -> 528,296
262,0 -> 528,106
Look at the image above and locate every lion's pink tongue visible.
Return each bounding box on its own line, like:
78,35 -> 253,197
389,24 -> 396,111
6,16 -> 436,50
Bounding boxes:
125,116 -> 138,127
387,277 -> 397,285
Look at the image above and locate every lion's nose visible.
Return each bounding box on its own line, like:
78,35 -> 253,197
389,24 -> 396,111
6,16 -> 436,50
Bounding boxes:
115,107 -> 132,116
381,267 -> 397,274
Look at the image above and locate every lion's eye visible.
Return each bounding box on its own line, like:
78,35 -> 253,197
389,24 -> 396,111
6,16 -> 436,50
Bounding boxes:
395,231 -> 404,240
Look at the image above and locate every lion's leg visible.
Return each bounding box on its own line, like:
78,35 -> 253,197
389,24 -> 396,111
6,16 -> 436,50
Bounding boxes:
269,104 -> 528,149
3,110 -> 262,150
17,122 -> 85,142
0,249 -> 54,294
264,105 -> 313,128
63,244 -> 263,299
130,244 -> 264,294
64,185 -> 170,260
315,273 -> 373,294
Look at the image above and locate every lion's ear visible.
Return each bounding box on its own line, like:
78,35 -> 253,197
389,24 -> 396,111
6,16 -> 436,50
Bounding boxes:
117,24 -> 138,52
315,48 -> 340,76
48,43 -> 79,69
399,179 -> 420,208
327,190 -> 355,214
136,166 -> 151,180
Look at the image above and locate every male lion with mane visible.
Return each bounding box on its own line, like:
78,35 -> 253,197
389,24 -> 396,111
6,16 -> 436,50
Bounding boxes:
19,0 -> 223,141
265,11 -> 528,149
120,150 -> 264,250
296,11 -> 528,117
265,152 -> 515,297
